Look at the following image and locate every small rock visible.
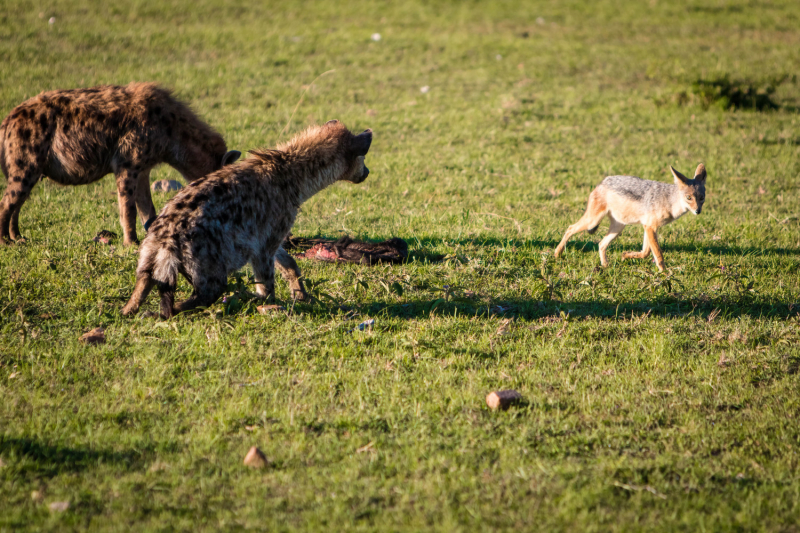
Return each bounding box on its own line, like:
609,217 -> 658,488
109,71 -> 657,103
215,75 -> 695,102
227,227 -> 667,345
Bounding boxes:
48,17 -> 56,25
80,327 -> 105,345
147,462 -> 170,473
151,179 -> 183,192
371,33 -> 381,41
420,86 -> 430,94
93,229 -> 117,244
48,501 -> 70,512
31,490 -> 44,502
243,446 -> 269,468
257,304 -> 286,314
486,390 -> 523,410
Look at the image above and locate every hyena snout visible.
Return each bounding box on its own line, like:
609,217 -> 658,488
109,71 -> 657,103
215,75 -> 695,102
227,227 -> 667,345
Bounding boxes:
355,166 -> 369,183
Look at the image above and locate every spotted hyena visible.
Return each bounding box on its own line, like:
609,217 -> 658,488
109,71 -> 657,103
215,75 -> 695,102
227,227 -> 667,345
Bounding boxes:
0,82 -> 240,245
121,120 -> 373,318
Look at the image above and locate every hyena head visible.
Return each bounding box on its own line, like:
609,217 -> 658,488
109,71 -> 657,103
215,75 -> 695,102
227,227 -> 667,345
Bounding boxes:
176,129 -> 241,182
323,120 -> 372,184
671,163 -> 707,215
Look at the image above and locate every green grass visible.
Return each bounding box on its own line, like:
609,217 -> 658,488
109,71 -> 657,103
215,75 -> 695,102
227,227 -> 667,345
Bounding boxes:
2,0 -> 800,531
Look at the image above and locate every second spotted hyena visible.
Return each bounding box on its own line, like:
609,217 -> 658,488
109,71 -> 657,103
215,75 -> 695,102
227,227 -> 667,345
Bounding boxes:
0,82 -> 240,245
122,120 -> 373,318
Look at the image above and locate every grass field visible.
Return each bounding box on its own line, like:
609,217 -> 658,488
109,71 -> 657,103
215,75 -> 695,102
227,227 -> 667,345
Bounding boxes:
2,0 -> 800,531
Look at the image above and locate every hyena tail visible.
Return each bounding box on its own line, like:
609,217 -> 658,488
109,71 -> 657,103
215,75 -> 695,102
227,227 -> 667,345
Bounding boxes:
151,246 -> 179,319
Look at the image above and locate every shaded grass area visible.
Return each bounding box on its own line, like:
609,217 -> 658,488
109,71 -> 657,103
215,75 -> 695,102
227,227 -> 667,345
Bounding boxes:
2,0 -> 800,531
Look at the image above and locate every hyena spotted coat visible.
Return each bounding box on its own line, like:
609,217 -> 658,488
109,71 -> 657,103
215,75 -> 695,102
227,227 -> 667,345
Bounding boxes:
122,120 -> 373,318
0,82 -> 240,245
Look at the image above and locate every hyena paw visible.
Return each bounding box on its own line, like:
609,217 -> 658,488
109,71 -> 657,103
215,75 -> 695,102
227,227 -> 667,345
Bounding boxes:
291,288 -> 310,302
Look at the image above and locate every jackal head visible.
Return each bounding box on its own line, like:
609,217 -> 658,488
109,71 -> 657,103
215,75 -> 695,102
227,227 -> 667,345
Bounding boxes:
671,164 -> 707,215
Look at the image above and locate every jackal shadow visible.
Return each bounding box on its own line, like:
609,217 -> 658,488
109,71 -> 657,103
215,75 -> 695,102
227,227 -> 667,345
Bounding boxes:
409,236 -> 800,259
348,296 -> 796,322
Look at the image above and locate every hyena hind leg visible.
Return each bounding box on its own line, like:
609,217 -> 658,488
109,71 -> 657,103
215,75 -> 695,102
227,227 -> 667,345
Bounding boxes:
122,273 -> 156,316
0,168 -> 40,244
9,206 -> 23,242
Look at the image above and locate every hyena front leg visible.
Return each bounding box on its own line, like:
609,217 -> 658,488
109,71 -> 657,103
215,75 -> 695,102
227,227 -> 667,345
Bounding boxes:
252,253 -> 277,303
134,170 -> 157,231
275,246 -> 309,301
113,167 -> 143,246
0,160 -> 41,244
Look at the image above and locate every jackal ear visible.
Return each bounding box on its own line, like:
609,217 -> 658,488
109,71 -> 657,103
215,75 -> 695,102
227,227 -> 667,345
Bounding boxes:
693,163 -> 706,183
221,150 -> 241,166
351,129 -> 373,157
670,166 -> 691,186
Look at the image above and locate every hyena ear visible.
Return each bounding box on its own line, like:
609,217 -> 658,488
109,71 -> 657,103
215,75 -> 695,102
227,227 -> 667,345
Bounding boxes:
325,119 -> 340,127
670,166 -> 691,186
351,129 -> 373,157
693,163 -> 707,183
221,150 -> 241,166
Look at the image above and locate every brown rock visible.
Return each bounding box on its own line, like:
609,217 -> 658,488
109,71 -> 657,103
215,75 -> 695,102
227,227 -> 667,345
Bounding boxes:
243,446 -> 269,468
151,179 -> 183,192
486,390 -> 523,410
80,327 -> 106,345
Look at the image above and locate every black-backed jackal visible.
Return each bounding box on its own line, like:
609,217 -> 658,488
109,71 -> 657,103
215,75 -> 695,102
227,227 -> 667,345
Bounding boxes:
554,164 -> 707,271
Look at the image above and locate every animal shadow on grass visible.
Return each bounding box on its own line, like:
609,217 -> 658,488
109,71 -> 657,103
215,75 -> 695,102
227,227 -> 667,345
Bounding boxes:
414,236 -> 800,258
0,435 -> 150,478
353,296 -> 795,322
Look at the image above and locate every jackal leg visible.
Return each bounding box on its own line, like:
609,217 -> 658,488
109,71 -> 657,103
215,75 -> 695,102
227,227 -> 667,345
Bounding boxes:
554,191 -> 607,258
622,232 -> 651,260
275,246 -> 308,301
134,170 -> 157,230
598,218 -> 625,267
644,226 -> 665,271
114,168 -> 142,246
252,253 -> 277,303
